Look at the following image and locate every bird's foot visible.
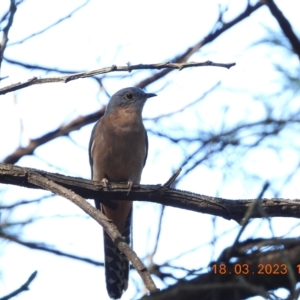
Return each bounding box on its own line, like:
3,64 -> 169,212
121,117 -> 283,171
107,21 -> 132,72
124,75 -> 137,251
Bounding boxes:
102,178 -> 110,189
127,180 -> 133,195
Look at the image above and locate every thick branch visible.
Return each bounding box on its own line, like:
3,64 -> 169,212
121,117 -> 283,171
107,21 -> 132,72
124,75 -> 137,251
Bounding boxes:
26,171 -> 158,294
1,163 -> 300,222
141,238 -> 300,300
0,61 -> 235,95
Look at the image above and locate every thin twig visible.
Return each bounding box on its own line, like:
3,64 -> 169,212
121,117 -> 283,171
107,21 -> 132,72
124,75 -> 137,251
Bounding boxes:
264,0 -> 300,59
8,0 -> 90,46
136,1 -> 263,89
0,0 -> 17,70
163,168 -> 182,187
0,270 -> 37,300
3,107 -> 105,164
0,233 -> 104,266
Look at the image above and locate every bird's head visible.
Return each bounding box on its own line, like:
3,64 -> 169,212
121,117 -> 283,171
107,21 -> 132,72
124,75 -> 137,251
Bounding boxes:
105,87 -> 156,114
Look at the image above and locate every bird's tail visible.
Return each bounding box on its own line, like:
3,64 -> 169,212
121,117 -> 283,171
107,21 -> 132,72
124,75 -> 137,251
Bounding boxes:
103,207 -> 132,299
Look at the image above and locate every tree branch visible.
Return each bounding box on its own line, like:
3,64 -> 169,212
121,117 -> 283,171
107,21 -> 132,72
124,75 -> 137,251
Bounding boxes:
264,0 -> 300,60
0,1 -> 263,92
141,238 -> 300,300
0,61 -> 235,95
0,233 -> 104,266
26,170 -> 158,295
2,107 -> 105,164
1,81 -> 219,165
0,2 -> 265,166
3,57 -> 83,74
0,0 -> 17,70
1,163 -> 300,222
8,0 -> 90,46
136,1 -> 264,89
0,270 -> 37,300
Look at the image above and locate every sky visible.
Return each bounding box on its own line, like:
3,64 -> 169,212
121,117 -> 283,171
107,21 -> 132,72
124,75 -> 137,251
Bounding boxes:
0,0 -> 300,299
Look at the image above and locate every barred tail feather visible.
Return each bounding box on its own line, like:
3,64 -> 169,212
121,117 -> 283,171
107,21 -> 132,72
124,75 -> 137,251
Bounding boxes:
103,208 -> 132,299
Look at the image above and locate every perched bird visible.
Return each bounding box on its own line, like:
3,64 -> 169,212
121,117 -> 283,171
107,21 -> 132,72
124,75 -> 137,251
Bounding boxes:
89,87 -> 156,299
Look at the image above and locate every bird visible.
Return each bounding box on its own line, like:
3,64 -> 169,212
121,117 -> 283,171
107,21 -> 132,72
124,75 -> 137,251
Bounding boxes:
89,87 -> 156,299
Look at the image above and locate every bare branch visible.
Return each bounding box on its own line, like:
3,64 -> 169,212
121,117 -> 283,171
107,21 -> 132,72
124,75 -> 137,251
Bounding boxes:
1,81 -> 219,166
3,107 -> 105,164
136,1 -> 264,89
0,76 -> 9,81
147,205 -> 165,279
0,0 -> 17,70
0,233 -> 103,266
1,164 -> 300,222
0,61 -> 235,95
26,170 -> 158,294
0,2 -> 264,167
264,0 -> 300,59
145,81 -> 221,121
0,270 -> 37,300
3,57 -> 83,74
8,0 -> 90,46
142,238 -> 300,300
1,81 -> 220,165
162,168 -> 181,188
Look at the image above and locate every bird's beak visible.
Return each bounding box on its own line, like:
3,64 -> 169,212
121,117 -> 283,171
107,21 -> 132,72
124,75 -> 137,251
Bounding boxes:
146,93 -> 157,99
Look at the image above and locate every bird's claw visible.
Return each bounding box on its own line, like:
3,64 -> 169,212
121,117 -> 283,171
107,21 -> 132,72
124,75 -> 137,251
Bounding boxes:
127,180 -> 133,195
102,178 -> 110,189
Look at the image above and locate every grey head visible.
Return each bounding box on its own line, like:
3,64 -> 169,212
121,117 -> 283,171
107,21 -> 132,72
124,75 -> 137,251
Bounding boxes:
105,87 -> 156,114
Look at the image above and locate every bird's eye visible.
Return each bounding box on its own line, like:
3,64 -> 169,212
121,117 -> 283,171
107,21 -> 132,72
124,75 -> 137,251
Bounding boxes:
125,93 -> 134,100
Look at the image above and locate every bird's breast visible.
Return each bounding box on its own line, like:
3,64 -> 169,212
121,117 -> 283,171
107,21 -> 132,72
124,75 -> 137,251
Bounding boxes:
92,112 -> 147,183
